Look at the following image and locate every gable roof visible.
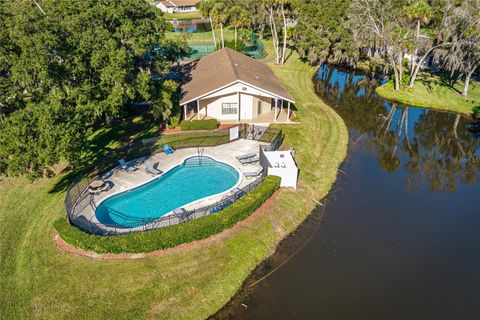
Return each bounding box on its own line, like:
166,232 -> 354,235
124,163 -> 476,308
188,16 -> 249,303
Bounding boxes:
180,48 -> 295,105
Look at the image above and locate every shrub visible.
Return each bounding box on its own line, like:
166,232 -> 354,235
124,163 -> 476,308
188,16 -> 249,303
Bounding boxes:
54,176 -> 281,254
472,105 -> 480,120
221,40 -> 248,55
180,119 -> 219,131
167,114 -> 181,129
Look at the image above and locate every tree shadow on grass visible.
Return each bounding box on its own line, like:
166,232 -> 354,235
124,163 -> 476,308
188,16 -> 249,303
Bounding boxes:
49,114 -> 160,195
417,72 -> 462,95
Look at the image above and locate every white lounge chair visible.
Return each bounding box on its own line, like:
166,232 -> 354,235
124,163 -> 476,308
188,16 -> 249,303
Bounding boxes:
235,153 -> 256,160
239,155 -> 259,165
145,162 -> 162,176
243,167 -> 263,179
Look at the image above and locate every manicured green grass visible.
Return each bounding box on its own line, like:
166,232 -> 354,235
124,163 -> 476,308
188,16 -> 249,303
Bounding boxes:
0,42 -> 348,319
164,11 -> 203,20
376,73 -> 480,115
180,119 -> 219,131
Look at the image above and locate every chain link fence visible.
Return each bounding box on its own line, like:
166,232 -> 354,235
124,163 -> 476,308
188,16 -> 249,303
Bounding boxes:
65,124 -> 283,235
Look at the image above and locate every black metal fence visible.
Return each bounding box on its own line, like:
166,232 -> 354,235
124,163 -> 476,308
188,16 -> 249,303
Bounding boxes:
65,124 -> 283,235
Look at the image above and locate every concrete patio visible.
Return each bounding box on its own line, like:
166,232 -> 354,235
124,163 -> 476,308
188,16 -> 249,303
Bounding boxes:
71,139 -> 264,234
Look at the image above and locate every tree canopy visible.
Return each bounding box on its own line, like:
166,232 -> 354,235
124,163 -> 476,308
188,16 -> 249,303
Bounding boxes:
0,0 -> 186,178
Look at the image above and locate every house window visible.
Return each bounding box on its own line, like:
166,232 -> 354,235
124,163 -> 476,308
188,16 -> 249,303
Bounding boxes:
222,103 -> 238,115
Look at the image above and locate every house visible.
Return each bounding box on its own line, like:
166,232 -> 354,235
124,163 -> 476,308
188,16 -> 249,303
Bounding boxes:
180,48 -> 295,123
156,0 -> 201,14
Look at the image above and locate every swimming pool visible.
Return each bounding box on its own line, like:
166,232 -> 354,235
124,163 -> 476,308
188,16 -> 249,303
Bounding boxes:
95,156 -> 240,228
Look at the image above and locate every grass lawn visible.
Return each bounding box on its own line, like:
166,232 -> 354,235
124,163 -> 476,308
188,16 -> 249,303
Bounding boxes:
0,42 -> 348,319
164,11 -> 203,20
376,73 -> 480,115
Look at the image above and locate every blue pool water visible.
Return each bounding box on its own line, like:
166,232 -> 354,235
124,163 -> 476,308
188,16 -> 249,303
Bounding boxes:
95,156 -> 239,228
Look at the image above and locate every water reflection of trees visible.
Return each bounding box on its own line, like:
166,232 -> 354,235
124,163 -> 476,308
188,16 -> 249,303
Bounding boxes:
315,66 -> 480,192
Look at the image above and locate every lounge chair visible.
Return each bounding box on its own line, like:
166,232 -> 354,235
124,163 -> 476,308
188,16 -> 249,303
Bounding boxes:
243,167 -> 263,179
210,199 -> 233,213
118,159 -> 136,173
145,162 -> 162,176
231,187 -> 245,199
88,181 -> 110,195
173,208 -> 191,222
239,155 -> 259,165
235,153 -> 256,160
163,144 -> 174,155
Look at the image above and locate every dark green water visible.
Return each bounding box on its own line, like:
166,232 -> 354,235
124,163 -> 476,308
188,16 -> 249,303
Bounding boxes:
214,65 -> 480,319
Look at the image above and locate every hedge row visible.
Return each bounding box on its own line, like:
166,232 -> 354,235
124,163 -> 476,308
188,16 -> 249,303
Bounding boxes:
180,119 -> 219,131
54,176 -> 281,254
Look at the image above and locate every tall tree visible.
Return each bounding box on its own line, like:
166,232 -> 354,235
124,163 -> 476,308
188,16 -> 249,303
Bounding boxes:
438,0 -> 480,96
295,0 -> 356,66
229,5 -> 251,49
350,0 -> 411,90
404,0 -> 432,85
198,0 -> 217,48
405,0 -> 457,87
0,0 -> 184,177
266,0 -> 295,64
211,1 -> 230,49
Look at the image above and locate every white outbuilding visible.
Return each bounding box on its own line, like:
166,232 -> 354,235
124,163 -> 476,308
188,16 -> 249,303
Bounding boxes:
262,149 -> 298,189
180,48 -> 295,123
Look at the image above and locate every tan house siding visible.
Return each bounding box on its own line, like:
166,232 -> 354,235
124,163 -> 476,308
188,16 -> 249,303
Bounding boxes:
253,96 -> 272,117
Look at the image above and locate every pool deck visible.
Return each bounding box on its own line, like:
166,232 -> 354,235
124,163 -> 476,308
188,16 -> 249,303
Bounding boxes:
72,139 -> 264,234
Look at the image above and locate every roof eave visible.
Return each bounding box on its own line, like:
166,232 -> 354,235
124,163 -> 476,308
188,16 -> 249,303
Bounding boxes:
180,79 -> 295,105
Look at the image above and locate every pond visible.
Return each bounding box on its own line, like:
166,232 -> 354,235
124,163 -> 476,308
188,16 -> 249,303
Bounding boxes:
171,18 -> 211,33
214,65 -> 480,319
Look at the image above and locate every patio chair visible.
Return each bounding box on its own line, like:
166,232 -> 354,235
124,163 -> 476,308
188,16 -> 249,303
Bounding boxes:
239,155 -> 259,165
163,144 -> 174,155
145,162 -> 162,176
173,208 -> 191,222
235,153 -> 257,160
118,159 -> 136,173
243,167 -> 263,179
88,181 -> 110,195
231,187 -> 245,199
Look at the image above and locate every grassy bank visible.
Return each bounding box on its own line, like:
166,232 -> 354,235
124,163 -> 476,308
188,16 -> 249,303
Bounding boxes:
376,73 -> 480,115
0,44 -> 348,319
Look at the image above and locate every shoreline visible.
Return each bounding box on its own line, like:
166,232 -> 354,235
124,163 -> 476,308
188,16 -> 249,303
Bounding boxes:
375,80 -> 478,116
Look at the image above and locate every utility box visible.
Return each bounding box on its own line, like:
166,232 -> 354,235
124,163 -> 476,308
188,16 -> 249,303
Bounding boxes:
262,149 -> 298,189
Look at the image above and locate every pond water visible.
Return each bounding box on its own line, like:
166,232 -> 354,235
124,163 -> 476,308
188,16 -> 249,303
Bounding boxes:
171,18 -> 211,33
214,65 -> 480,319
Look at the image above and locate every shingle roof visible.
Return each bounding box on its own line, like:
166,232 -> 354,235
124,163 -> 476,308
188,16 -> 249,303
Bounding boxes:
180,48 -> 295,105
159,1 -> 175,7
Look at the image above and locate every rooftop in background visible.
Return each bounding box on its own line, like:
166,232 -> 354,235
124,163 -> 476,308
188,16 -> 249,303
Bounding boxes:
157,0 -> 201,9
180,48 -> 295,105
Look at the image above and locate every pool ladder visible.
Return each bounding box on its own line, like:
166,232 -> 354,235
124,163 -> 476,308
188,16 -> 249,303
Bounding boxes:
197,146 -> 204,165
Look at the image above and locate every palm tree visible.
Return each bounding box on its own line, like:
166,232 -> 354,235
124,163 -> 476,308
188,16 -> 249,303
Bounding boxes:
211,1 -> 230,49
404,0 -> 432,86
198,0 -> 217,49
229,5 -> 250,49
